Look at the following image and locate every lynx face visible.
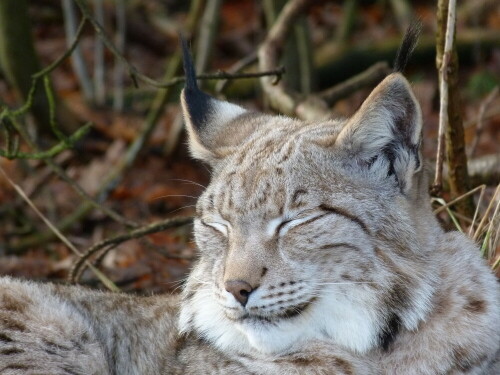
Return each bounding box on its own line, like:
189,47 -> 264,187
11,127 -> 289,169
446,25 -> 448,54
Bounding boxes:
178,46 -> 438,356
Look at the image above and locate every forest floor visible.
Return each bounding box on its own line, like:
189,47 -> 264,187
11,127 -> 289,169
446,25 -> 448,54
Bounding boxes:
0,0 -> 499,293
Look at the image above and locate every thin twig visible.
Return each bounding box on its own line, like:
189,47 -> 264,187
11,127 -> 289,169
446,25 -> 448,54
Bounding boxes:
34,20 -> 87,79
0,15 -> 136,229
215,51 -> 257,94
473,184 -> 500,242
493,255 -> 500,270
433,184 -> 485,214
481,191 -> 500,258
8,0 -> 205,253
468,86 -> 499,158
319,62 -> 390,105
72,0 -> 283,90
446,209 -> 474,225
151,68 -> 286,88
0,121 -> 91,160
431,197 -> 463,231
0,165 -> 119,292
468,185 -> 486,237
432,0 -> 457,194
68,216 -> 193,283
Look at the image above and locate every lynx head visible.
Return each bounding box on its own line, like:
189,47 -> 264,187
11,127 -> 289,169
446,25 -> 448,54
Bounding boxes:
178,37 -> 438,356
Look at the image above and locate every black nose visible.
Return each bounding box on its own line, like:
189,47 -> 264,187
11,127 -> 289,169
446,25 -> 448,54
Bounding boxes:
224,280 -> 253,306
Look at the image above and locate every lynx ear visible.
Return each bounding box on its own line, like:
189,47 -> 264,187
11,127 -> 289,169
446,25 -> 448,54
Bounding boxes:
337,73 -> 422,193
180,38 -> 248,164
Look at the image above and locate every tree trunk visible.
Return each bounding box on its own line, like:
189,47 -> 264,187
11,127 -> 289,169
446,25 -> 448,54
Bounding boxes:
262,0 -> 314,94
0,0 -> 77,135
0,0 -> 50,129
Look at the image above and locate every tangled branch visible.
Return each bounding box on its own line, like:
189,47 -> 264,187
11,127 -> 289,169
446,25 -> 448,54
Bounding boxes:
68,216 -> 193,283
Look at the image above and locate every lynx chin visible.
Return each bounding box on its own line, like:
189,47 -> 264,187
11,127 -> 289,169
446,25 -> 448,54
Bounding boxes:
1,29 -> 499,374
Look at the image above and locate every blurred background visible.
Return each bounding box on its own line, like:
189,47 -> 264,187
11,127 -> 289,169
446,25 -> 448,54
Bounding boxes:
0,0 -> 498,292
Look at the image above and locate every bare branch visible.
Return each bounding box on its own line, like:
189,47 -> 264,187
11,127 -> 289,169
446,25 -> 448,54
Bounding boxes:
71,0 -> 282,90
152,68 -> 286,89
68,216 -> 193,283
214,51 -> 257,94
0,165 -> 119,292
319,62 -> 390,105
258,0 -> 330,121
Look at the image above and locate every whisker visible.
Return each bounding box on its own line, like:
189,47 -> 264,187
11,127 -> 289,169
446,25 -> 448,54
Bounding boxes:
308,291 -> 345,298
190,281 -> 212,286
172,284 -> 185,293
165,279 -> 188,292
168,178 -> 207,189
190,276 -> 212,286
166,280 -> 185,287
152,194 -> 199,201
166,205 -> 197,215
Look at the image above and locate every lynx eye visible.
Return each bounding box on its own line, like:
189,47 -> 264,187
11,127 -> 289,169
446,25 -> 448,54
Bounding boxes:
202,220 -> 229,236
269,213 -> 326,237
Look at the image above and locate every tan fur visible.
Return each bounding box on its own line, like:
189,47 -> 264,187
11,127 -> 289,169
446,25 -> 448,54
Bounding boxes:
1,73 -> 499,374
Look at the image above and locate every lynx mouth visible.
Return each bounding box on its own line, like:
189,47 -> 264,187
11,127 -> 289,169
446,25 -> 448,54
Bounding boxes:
227,298 -> 316,324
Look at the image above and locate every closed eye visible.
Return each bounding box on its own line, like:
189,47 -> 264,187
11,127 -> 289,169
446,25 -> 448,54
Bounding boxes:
201,220 -> 229,236
275,213 -> 327,236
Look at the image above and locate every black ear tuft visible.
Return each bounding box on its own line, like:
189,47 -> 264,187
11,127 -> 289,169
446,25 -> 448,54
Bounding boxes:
393,20 -> 422,73
179,35 -> 249,163
180,35 -> 213,131
180,35 -> 198,91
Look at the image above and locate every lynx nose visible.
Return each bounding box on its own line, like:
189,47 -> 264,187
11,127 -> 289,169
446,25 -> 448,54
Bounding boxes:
224,280 -> 253,306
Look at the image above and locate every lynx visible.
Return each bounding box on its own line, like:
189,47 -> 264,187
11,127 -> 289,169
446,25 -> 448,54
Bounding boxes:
1,29 -> 499,374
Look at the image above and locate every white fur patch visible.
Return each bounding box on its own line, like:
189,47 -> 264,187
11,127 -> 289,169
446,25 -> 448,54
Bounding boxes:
208,99 -> 247,127
180,272 -> 386,355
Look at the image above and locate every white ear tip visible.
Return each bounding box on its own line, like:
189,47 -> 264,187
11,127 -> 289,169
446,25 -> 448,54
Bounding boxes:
180,87 -> 248,164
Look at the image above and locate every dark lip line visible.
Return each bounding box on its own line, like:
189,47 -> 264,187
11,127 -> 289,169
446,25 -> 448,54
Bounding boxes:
231,297 -> 317,324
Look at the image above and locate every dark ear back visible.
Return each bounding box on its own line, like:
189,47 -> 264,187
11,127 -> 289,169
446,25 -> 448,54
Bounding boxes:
180,37 -> 248,163
336,73 -> 423,193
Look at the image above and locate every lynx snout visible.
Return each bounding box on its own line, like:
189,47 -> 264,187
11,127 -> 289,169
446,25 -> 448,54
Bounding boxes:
223,251 -> 265,305
224,280 -> 253,306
